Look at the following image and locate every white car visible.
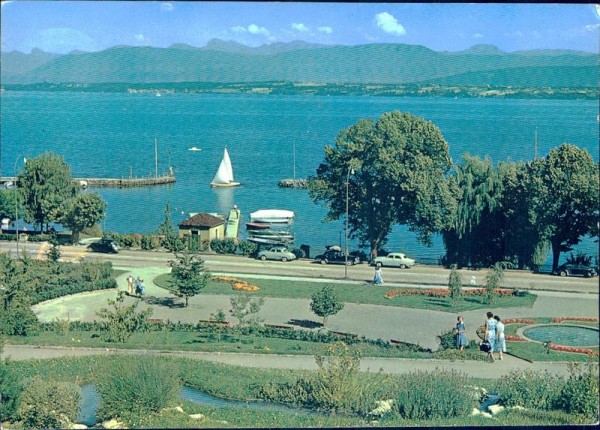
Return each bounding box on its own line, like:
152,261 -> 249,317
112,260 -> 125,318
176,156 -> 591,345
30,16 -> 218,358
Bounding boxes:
373,253 -> 415,269
257,246 -> 296,262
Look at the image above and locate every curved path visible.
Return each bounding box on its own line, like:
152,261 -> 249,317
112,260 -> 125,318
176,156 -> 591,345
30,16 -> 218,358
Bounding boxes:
30,266 -> 599,351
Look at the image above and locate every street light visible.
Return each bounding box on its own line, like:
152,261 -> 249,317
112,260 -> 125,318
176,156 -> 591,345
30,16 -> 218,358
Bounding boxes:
14,155 -> 26,257
344,167 -> 354,279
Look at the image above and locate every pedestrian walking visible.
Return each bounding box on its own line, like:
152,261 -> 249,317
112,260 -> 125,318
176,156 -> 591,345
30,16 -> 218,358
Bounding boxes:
494,315 -> 506,360
374,267 -> 384,285
484,311 -> 497,362
455,315 -> 468,352
126,275 -> 134,295
137,277 -> 146,297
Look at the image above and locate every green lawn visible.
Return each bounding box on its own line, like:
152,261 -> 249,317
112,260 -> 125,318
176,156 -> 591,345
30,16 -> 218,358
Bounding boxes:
155,274 -> 537,312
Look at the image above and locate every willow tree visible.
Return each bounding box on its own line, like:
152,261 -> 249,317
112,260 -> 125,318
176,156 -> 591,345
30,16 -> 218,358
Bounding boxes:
527,144 -> 599,272
443,155 -> 504,268
309,111 -> 455,259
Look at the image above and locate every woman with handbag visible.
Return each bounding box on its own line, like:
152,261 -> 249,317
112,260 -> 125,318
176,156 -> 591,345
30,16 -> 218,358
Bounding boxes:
484,311 -> 497,362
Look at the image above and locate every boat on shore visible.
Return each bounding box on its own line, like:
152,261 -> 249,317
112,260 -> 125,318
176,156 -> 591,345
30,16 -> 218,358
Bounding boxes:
247,229 -> 294,241
211,147 -> 240,187
246,222 -> 271,230
250,209 -> 294,224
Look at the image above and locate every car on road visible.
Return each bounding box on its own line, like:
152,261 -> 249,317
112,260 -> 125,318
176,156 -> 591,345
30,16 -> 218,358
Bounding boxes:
257,246 -> 296,262
554,263 -> 597,278
372,253 -> 415,269
88,238 -> 120,254
314,248 -> 361,265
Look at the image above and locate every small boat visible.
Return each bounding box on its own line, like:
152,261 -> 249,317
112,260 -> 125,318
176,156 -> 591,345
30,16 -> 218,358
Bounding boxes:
250,209 -> 295,224
246,222 -> 271,231
247,236 -> 294,245
188,146 -> 202,152
225,206 -> 241,239
247,229 -> 294,240
211,147 -> 240,187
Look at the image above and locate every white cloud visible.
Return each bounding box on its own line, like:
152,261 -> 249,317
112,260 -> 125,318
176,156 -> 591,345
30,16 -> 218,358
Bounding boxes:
473,33 -> 484,39
318,26 -> 333,34
134,34 -> 145,41
584,23 -> 600,31
231,26 -> 247,33
292,23 -> 309,32
160,2 -> 173,12
248,24 -> 270,36
375,12 -> 406,36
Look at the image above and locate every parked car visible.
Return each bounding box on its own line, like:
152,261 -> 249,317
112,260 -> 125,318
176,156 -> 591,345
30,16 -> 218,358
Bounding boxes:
257,246 -> 296,262
554,263 -> 597,278
88,238 -> 120,253
314,249 -> 360,265
372,253 -> 415,269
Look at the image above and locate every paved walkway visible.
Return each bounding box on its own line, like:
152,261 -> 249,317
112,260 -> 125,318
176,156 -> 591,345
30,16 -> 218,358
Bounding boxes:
30,266 -> 599,351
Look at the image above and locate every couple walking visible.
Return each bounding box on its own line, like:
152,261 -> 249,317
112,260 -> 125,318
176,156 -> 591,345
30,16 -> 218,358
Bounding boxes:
483,311 -> 506,361
126,274 -> 146,297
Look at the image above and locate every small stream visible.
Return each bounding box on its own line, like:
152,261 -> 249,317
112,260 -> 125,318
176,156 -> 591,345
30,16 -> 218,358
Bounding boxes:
77,384 -> 319,426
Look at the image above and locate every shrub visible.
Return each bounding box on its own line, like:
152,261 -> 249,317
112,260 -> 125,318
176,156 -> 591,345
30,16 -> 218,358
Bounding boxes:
448,264 -> 463,303
558,362 -> 599,421
237,239 -> 258,256
310,286 -> 344,326
96,291 -> 153,342
17,376 -> 81,429
141,234 -> 160,250
211,238 -> 238,254
230,294 -> 265,327
495,369 -> 564,410
0,298 -> 39,336
96,357 -> 181,424
0,356 -> 22,422
394,369 -> 476,419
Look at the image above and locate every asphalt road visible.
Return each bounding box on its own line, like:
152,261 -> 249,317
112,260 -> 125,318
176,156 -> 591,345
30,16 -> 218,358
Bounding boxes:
4,241 -> 598,293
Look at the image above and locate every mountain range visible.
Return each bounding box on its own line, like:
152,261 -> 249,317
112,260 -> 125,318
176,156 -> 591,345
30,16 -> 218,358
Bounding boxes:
1,39 -> 597,87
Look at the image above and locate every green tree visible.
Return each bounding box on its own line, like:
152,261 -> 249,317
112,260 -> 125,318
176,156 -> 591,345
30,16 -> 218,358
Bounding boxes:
60,192 -> 106,244
0,341 -> 22,422
484,262 -> 505,305
0,189 -> 20,222
230,294 -> 265,328
309,111 -> 456,260
527,144 -> 599,272
156,202 -> 183,251
169,250 -> 211,307
448,264 -> 463,304
18,152 -> 79,232
95,291 -> 153,343
310,285 -> 344,326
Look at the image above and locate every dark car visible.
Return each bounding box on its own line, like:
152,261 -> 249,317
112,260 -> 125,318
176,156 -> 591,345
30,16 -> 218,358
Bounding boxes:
314,249 -> 360,265
554,263 -> 597,278
88,238 -> 120,253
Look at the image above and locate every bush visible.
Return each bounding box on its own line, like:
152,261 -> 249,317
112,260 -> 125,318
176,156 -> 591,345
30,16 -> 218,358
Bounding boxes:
0,299 -> 39,336
96,357 -> 181,424
394,369 -> 477,419
211,238 -> 238,254
141,234 -> 160,250
17,376 -> 81,429
238,240 -> 258,256
0,357 -> 22,422
495,369 -> 564,410
559,362 -> 599,421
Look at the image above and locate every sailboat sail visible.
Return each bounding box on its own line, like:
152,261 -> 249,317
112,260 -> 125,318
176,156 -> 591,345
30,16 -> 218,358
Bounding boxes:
211,148 -> 240,187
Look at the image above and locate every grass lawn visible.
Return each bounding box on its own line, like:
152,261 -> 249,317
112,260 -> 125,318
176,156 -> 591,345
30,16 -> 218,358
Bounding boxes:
154,273 -> 537,312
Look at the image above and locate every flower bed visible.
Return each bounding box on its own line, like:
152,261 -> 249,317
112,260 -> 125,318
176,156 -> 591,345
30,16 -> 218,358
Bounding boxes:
548,344 -> 599,356
503,318 -> 537,325
551,317 -> 599,323
214,276 -> 260,292
384,287 -> 513,299
504,335 -> 528,341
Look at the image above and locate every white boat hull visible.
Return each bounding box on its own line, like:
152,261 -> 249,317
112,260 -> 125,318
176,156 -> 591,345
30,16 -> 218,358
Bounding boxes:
250,209 -> 295,224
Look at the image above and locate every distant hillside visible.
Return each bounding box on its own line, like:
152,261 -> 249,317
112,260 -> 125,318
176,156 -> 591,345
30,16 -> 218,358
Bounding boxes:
0,48 -> 62,76
1,40 -> 597,87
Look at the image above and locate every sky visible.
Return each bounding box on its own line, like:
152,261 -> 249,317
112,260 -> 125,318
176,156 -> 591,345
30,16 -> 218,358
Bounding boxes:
1,2 -> 599,54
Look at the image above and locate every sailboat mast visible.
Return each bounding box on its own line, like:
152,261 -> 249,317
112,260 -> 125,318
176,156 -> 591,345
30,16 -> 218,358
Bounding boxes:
155,138 -> 158,178
534,127 -> 538,160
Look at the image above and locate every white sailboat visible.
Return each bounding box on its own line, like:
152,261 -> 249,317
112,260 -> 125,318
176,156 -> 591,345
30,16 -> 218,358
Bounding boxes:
211,147 -> 240,187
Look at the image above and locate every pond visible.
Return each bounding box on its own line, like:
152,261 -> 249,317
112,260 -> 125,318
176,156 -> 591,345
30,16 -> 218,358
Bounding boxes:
522,325 -> 599,347
76,384 -> 320,426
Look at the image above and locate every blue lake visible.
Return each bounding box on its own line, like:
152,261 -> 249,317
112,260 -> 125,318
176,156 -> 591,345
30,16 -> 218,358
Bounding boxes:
1,92 -> 598,262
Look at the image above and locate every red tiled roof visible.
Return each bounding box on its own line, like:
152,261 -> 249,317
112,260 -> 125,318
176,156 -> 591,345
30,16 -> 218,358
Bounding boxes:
179,213 -> 223,228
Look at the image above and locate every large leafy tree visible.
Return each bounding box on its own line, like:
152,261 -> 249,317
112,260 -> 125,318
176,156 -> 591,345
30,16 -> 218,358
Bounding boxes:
169,250 -> 211,307
60,192 -> 106,243
0,189 -> 20,222
18,152 -> 78,232
309,111 -> 455,259
527,144 -> 599,271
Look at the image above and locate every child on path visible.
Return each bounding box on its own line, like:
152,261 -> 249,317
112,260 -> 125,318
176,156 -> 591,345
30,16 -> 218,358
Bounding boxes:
126,275 -> 134,295
455,315 -> 468,352
374,267 -> 384,285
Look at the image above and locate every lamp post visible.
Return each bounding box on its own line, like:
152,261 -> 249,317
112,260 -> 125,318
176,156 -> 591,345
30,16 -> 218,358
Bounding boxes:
13,155 -> 26,257
344,168 -> 354,279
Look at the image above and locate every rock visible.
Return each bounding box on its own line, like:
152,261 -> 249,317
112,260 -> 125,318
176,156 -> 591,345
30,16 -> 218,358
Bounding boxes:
70,424 -> 88,429
102,418 -> 127,429
480,412 -> 493,418
175,406 -> 184,413
369,399 -> 394,416
511,405 -> 526,411
189,414 -> 205,420
471,408 -> 481,416
488,404 -> 505,415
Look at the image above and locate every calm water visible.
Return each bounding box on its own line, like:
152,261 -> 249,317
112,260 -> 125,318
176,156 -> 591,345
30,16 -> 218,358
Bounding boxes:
1,92 -> 598,261
523,325 -> 599,347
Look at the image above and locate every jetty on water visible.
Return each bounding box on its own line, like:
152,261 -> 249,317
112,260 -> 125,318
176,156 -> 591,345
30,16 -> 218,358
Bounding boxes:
1,174 -> 175,189
278,178 -> 308,189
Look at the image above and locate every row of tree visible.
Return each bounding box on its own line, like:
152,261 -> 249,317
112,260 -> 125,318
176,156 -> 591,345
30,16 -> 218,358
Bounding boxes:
0,153 -> 106,243
308,111 -> 598,272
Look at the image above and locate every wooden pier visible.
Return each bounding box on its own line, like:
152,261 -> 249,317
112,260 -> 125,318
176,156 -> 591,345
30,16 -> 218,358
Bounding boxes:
1,175 -> 175,189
